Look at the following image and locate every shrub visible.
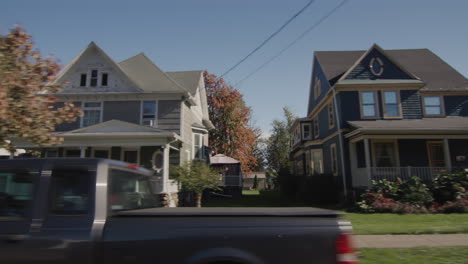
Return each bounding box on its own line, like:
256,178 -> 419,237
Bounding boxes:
436,197 -> 468,213
398,176 -> 433,206
370,178 -> 401,200
431,171 -> 468,204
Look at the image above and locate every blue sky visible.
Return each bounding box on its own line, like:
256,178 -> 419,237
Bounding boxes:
1,0 -> 467,137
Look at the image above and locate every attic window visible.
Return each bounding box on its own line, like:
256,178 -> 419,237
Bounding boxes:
90,70 -> 98,87
80,74 -> 87,86
370,57 -> 384,76
101,73 -> 108,86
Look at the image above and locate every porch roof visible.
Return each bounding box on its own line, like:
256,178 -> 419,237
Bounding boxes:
346,117 -> 468,137
14,120 -> 183,148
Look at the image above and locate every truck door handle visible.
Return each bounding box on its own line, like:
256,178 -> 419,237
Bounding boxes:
2,234 -> 30,243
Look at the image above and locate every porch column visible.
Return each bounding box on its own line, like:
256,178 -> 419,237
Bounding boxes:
80,147 -> 86,158
162,144 -> 170,193
443,138 -> 452,171
364,139 -> 372,185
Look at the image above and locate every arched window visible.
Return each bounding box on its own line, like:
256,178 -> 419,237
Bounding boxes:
152,150 -> 164,173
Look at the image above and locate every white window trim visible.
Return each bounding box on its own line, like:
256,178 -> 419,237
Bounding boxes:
328,102 -> 335,129
80,101 -> 103,128
302,123 -> 312,140
192,132 -> 205,159
92,147 -> 111,159
371,139 -> 400,168
313,118 -> 319,139
310,149 -> 324,175
381,90 -> 402,119
140,100 -> 159,127
120,147 -> 140,165
89,68 -> 99,87
330,143 -> 338,176
422,95 -> 445,117
359,91 -> 380,119
369,57 -> 384,76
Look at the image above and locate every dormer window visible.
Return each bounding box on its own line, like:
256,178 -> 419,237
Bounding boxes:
90,70 -> 98,87
370,57 -> 384,76
80,74 -> 87,86
423,96 -> 444,116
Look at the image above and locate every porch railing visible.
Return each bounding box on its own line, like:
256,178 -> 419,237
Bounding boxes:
370,167 -> 450,182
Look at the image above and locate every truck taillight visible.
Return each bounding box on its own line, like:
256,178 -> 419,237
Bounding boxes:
336,233 -> 358,264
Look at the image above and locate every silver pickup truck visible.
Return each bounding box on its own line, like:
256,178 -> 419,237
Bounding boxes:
0,158 -> 357,264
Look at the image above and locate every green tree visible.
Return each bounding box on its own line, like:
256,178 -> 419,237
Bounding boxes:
266,107 -> 297,175
173,160 -> 222,207
0,26 -> 81,153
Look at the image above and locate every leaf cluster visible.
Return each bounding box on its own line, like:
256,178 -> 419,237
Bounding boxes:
0,26 -> 82,152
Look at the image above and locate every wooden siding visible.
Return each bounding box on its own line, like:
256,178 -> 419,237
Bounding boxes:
158,100 -> 181,133
445,95 -> 468,116
401,90 -> 423,119
345,48 -> 413,80
337,91 -> 361,128
308,59 -> 330,115
103,101 -> 140,124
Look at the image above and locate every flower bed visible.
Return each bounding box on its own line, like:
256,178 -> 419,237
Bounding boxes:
355,172 -> 468,214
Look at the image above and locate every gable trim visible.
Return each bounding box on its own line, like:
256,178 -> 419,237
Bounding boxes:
338,44 -> 421,82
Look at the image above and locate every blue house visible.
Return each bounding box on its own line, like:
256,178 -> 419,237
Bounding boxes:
290,44 -> 468,198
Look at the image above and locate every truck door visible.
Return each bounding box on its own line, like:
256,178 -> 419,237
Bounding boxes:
0,168 -> 39,264
31,166 -> 96,264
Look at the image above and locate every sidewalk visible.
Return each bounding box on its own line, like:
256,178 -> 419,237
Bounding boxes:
353,234 -> 468,248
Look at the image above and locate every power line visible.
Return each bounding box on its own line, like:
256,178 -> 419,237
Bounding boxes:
235,0 -> 350,87
220,0 -> 316,78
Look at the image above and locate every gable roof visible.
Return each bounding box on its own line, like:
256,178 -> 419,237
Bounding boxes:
118,53 -> 190,94
53,42 -> 140,92
315,46 -> 468,91
167,70 -> 203,95
210,154 -> 240,164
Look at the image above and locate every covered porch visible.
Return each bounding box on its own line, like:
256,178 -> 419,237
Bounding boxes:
14,120 -> 184,197
346,118 -> 468,187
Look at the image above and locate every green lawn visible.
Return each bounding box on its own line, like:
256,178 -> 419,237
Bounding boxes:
347,213 -> 468,235
359,247 -> 468,264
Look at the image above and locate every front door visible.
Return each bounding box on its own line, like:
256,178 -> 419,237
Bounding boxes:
427,141 -> 445,167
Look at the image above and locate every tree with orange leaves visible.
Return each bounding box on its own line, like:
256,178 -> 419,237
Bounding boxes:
204,71 -> 258,175
0,26 -> 82,153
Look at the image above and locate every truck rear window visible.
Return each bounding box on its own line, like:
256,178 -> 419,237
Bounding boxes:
50,169 -> 90,215
0,171 -> 34,218
109,169 -> 158,211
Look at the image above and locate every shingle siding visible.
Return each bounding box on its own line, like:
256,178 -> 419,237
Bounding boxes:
401,90 -> 423,119
345,49 -> 414,80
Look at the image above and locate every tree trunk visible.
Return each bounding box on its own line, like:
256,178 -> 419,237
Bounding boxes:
195,192 -> 202,208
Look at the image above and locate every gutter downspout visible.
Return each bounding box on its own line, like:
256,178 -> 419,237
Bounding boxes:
332,87 -> 348,199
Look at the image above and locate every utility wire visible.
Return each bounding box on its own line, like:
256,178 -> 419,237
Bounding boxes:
235,0 -> 350,87
220,0 -> 316,78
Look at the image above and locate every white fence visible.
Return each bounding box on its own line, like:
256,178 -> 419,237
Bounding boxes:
370,167 -> 450,182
